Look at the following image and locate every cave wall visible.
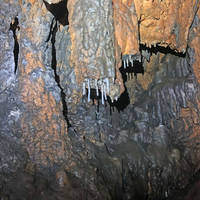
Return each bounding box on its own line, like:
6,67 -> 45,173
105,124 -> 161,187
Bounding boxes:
0,0 -> 200,199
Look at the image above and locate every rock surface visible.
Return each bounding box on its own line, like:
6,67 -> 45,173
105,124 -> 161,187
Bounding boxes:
0,0 -> 200,199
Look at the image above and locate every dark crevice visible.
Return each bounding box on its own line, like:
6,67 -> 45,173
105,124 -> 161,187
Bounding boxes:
122,60 -> 144,79
44,0 -> 69,26
111,67 -> 131,112
115,42 -> 186,111
46,17 -> 56,43
109,87 -> 130,112
10,17 -> 20,74
84,86 -> 130,112
170,169 -> 200,200
140,44 -> 186,58
49,18 -> 71,127
109,58 -> 144,112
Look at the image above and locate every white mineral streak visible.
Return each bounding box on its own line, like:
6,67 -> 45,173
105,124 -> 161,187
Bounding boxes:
44,0 -> 62,4
126,58 -> 129,67
129,55 -> 133,67
105,78 -> 109,94
95,79 -> 99,96
130,58 -> 133,67
103,83 -> 107,100
112,77 -> 115,84
101,83 -> 104,104
83,82 -> 86,95
123,59 -> 126,69
88,79 -> 90,102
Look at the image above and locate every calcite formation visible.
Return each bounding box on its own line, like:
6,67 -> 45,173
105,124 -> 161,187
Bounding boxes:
45,0 -> 62,4
68,0 -> 124,102
65,0 -> 199,104
0,0 -> 200,199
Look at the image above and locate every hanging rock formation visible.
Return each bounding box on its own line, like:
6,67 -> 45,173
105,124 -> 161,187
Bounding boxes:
68,0 -> 124,103
0,0 -> 200,199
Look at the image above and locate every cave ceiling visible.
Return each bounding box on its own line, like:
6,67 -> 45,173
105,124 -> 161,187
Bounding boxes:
45,0 -> 199,104
0,0 -> 200,199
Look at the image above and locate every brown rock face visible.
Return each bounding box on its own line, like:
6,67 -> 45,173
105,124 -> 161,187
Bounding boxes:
1,0 -> 200,199
113,0 -> 199,53
134,0 -> 199,52
190,7 -> 200,83
113,0 -> 140,57
18,0 -> 68,169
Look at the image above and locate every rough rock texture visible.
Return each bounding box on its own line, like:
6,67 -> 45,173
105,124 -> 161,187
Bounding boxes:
68,0 -> 115,82
18,0 -> 69,170
0,0 -> 28,174
134,0 -> 199,52
189,7 -> 200,83
113,0 -> 140,57
0,0 -> 200,200
68,0 -> 124,102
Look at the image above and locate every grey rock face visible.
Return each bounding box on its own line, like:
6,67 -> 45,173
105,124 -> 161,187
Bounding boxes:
0,0 -> 200,200
0,0 -> 28,179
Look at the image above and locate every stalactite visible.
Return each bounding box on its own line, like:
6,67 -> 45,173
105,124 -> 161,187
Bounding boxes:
68,0 -> 124,104
87,79 -> 90,102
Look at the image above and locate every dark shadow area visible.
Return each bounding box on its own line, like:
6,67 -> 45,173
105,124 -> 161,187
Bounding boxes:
84,85 -> 130,113
108,88 -> 130,112
85,88 -> 109,110
170,169 -> 200,200
0,170 -> 93,200
9,17 -> 20,74
121,60 -> 144,79
140,44 -> 186,58
48,18 -> 71,127
109,60 -> 144,112
112,42 -> 186,112
44,0 -> 69,26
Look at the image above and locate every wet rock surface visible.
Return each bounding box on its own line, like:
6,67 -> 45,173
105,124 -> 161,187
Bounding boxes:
0,0 -> 200,200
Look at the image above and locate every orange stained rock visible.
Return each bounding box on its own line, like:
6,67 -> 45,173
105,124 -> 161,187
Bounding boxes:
67,0 -> 79,81
20,77 -> 67,166
180,98 -> 200,138
114,40 -> 125,95
133,0 -> 199,52
113,0 -> 140,56
190,8 -> 200,83
18,0 -> 68,168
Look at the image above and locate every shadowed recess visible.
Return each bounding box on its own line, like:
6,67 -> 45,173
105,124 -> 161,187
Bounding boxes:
121,61 -> 144,78
83,87 -> 130,113
9,17 -> 20,74
110,88 -> 130,112
48,18 -> 71,127
44,0 -> 69,26
140,44 -> 186,58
